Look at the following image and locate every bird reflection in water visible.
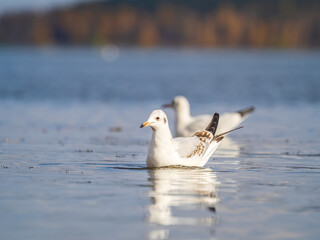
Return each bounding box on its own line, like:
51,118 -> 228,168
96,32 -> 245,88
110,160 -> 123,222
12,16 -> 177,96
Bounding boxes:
147,167 -> 219,239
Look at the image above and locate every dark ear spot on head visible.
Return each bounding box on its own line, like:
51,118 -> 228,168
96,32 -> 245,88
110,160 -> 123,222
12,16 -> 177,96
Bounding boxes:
164,118 -> 167,124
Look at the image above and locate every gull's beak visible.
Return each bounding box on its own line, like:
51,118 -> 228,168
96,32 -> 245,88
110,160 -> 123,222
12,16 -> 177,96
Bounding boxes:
162,103 -> 173,108
140,121 -> 151,128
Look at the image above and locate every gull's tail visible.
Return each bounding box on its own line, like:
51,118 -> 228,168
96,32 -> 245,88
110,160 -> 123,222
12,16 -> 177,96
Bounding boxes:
212,126 -> 244,142
205,113 -> 244,143
205,113 -> 219,136
237,106 -> 255,117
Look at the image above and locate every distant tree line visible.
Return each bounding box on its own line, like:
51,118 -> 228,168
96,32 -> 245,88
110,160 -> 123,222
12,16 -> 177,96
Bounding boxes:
0,0 -> 319,47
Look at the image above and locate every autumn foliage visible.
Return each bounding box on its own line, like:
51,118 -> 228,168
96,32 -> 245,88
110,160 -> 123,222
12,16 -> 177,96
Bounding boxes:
0,0 -> 319,47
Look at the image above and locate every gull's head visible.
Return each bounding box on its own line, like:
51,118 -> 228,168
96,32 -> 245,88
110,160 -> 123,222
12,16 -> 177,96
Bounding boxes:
140,110 -> 168,130
162,96 -> 189,112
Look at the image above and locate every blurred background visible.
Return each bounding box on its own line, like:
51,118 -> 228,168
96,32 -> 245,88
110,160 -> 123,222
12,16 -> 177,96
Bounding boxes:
1,0 -> 319,47
0,0 -> 319,106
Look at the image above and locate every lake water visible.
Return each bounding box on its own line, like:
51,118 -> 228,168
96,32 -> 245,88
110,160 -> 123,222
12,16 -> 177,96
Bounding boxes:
0,47 -> 320,239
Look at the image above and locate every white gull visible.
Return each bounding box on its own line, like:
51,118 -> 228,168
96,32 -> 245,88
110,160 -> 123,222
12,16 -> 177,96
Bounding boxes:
163,96 -> 254,137
140,110 -> 241,168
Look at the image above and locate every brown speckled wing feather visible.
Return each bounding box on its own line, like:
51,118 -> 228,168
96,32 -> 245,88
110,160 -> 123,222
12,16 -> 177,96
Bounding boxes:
185,130 -> 213,158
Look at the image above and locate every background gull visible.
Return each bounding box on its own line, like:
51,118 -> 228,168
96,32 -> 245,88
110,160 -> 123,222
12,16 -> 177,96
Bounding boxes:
163,96 -> 254,137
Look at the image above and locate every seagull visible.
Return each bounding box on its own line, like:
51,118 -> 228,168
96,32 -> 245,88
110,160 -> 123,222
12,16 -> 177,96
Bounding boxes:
163,96 -> 254,137
140,110 -> 242,168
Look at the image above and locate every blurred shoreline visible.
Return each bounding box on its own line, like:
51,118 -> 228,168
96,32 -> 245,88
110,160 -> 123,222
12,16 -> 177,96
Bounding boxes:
0,0 -> 319,48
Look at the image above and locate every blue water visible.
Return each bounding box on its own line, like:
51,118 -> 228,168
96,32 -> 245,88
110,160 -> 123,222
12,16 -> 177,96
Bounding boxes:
1,47 -> 319,106
0,47 -> 320,240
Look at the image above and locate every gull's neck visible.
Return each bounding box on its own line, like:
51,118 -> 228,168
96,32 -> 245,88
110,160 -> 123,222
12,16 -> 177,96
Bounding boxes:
147,123 -> 176,167
175,105 -> 191,135
151,124 -> 173,145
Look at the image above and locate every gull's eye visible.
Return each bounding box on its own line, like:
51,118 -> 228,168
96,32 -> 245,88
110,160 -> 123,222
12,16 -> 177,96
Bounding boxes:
156,117 -> 160,121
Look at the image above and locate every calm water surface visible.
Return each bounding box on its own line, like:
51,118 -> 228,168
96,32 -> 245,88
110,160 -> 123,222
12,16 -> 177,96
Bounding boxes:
0,48 -> 320,239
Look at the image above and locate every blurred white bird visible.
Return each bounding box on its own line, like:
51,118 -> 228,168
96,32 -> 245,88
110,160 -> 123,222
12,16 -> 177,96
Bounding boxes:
163,96 -> 254,137
140,110 -> 241,168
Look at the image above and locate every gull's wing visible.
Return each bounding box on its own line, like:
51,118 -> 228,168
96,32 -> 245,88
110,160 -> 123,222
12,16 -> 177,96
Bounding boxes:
174,113 -> 222,167
173,130 -> 220,159
217,113 -> 243,134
